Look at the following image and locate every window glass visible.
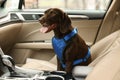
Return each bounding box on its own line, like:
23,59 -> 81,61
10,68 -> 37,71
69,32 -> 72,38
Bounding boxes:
5,0 -> 19,9
25,0 -> 111,10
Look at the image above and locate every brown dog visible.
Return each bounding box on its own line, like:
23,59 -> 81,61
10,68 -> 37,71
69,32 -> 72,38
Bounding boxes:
39,8 -> 91,75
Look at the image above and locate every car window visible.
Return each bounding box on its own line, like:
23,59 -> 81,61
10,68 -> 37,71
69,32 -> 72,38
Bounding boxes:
4,0 -> 19,9
0,0 -> 6,8
24,0 -> 111,10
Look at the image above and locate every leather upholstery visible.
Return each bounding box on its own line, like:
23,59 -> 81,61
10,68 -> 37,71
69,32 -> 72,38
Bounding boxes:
22,58 -> 57,71
89,30 -> 120,67
86,30 -> 120,80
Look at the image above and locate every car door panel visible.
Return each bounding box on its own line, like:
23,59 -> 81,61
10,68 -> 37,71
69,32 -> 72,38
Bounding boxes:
0,20 -> 22,54
17,22 -> 54,42
10,22 -> 55,66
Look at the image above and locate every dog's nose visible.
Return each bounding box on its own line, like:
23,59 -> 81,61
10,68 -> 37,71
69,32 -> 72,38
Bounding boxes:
38,17 -> 42,22
38,16 -> 44,23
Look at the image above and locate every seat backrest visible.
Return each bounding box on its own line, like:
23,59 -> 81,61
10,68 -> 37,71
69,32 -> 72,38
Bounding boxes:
89,30 -> 120,67
85,30 -> 120,80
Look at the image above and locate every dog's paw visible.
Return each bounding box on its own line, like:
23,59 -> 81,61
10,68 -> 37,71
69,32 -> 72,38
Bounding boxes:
65,73 -> 75,80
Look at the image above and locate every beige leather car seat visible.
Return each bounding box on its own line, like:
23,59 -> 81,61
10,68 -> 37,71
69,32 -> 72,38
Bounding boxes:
87,30 -> 120,80
77,30 -> 120,80
22,56 -> 57,71
22,29 -> 120,80
86,30 -> 120,80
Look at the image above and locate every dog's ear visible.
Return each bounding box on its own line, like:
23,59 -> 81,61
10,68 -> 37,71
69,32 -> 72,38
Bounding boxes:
60,13 -> 71,33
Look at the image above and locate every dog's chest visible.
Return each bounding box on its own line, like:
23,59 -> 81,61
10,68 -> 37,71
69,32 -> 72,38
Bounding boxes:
52,37 -> 67,60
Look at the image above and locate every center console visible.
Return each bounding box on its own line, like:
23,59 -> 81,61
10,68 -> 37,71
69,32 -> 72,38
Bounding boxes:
0,48 -> 66,80
1,68 -> 66,80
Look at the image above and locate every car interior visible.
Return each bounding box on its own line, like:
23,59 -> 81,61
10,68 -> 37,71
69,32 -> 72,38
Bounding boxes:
0,0 -> 120,80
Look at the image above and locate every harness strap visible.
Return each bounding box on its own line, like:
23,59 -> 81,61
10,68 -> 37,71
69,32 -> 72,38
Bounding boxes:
62,48 -> 91,68
64,28 -> 78,41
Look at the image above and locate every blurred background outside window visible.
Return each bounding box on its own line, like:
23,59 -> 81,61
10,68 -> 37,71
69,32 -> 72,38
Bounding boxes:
24,0 -> 111,10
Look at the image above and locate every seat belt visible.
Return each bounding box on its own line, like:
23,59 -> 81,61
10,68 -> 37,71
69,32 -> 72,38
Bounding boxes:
0,47 -> 4,56
111,10 -> 120,33
0,47 -> 9,73
0,47 -> 16,74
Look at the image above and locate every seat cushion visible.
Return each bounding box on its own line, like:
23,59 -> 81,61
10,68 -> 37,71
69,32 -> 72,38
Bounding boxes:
22,58 -> 57,71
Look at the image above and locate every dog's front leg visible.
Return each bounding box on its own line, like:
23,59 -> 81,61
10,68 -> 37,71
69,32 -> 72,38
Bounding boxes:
65,61 -> 73,73
57,57 -> 64,71
65,62 -> 75,80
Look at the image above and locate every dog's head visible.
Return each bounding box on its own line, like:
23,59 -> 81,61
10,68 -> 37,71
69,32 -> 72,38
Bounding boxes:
39,8 -> 72,34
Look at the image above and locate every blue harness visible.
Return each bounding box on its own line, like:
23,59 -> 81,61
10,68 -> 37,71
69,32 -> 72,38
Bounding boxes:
52,28 -> 91,68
